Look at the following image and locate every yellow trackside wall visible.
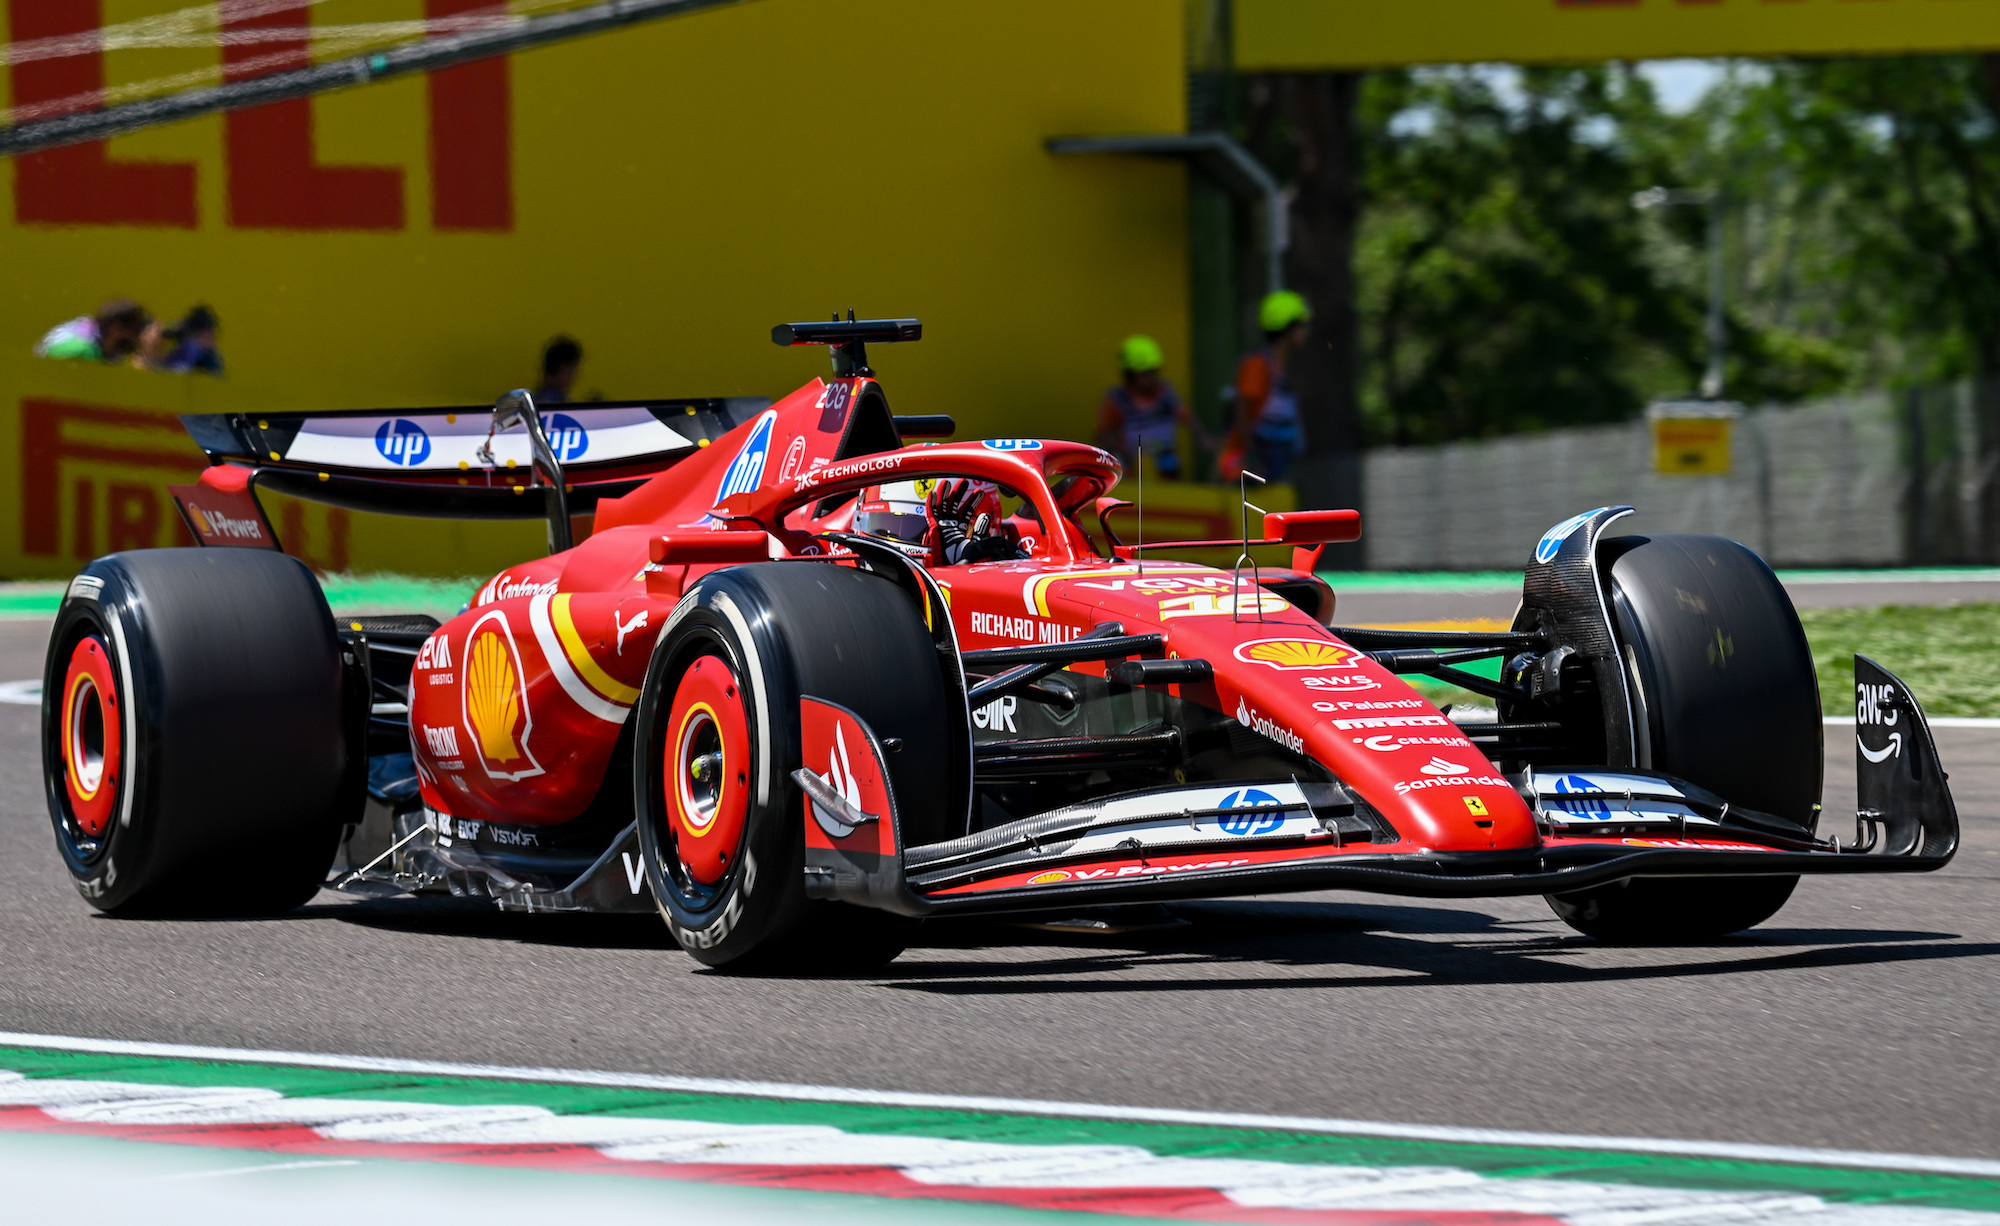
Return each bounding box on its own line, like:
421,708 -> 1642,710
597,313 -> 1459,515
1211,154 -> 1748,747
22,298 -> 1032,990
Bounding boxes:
1235,0 -> 2000,71
0,0 -> 1188,580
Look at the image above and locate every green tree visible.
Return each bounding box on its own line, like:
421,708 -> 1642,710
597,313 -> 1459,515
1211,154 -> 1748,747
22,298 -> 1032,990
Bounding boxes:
1356,66 -> 1706,445
1705,56 -> 2000,387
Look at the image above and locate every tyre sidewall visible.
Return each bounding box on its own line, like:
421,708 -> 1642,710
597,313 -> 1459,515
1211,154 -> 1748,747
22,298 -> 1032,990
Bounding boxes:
41,551 -> 350,915
637,584 -> 806,964
44,568 -> 153,910
634,563 -> 952,969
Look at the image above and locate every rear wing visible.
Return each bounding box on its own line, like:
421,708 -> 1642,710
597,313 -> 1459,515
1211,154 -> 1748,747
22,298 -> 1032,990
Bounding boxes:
179,397 -> 770,521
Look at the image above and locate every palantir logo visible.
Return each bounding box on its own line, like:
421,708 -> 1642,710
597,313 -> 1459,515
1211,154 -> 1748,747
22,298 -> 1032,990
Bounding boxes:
545,412 -> 589,462
717,410 -> 778,500
1217,788 -> 1286,836
374,418 -> 432,466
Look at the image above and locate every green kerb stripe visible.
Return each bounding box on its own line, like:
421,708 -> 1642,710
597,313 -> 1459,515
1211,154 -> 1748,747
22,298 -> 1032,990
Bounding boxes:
2,1045 -> 1993,1213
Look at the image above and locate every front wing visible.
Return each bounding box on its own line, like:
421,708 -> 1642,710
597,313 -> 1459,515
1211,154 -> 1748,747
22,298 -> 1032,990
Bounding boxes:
799,655 -> 1958,917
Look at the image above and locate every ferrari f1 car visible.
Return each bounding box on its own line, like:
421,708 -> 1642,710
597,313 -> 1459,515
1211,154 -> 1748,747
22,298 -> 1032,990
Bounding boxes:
43,318 -> 1959,968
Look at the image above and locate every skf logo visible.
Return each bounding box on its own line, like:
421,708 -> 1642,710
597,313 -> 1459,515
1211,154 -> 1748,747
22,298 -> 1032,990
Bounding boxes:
461,611 -> 542,781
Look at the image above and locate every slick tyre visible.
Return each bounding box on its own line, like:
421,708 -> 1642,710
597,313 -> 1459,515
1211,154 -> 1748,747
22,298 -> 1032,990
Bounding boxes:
43,550 -> 357,916
1547,534 -> 1819,941
634,562 -> 946,973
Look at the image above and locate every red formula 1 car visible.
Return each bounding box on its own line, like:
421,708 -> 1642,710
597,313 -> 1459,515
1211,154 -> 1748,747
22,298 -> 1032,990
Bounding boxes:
43,319 -> 1959,968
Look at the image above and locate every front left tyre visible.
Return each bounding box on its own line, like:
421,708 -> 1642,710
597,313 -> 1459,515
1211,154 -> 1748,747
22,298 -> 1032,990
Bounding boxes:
633,561 -> 950,973
43,549 -> 358,915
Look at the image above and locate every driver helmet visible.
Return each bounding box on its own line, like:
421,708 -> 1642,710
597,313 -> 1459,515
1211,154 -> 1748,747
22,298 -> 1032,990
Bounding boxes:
854,479 -> 938,548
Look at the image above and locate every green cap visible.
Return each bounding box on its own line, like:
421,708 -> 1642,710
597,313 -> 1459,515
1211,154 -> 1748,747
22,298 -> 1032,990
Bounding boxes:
1119,334 -> 1164,373
1259,290 -> 1312,333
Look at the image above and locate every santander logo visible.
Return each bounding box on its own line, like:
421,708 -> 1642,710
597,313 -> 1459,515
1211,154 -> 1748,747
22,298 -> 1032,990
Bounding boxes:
1419,756 -> 1472,776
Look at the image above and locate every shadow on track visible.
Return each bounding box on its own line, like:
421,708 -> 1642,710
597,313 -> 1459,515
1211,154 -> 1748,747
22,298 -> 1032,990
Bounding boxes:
319,897 -> 677,951
876,901 -> 1987,994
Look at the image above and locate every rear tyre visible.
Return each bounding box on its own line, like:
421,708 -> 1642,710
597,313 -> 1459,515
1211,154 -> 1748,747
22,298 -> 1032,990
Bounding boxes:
43,549 -> 356,915
1546,534 -> 1820,941
634,563 -> 946,972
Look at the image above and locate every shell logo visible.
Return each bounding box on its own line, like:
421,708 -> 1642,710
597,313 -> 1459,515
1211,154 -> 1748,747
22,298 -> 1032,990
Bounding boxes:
1026,870 -> 1072,885
1233,638 -> 1356,671
461,611 -> 544,782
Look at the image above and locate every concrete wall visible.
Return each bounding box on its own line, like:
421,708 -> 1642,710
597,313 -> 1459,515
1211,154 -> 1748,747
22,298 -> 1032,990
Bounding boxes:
1363,391 -> 1919,571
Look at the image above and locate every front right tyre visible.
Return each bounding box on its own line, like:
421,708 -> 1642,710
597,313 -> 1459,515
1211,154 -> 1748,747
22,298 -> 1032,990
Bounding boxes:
1546,533 -> 1820,942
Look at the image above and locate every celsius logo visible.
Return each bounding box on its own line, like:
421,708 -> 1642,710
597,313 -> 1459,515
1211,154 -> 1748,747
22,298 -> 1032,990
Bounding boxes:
1217,788 -> 1286,836
982,439 -> 1042,451
374,418 -> 432,466
717,410 -> 778,500
1419,756 -> 1471,776
1534,507 -> 1609,564
544,413 -> 589,462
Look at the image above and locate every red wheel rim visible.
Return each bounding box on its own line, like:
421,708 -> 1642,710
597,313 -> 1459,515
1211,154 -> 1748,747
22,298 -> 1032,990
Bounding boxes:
664,654 -> 750,884
61,636 -> 120,837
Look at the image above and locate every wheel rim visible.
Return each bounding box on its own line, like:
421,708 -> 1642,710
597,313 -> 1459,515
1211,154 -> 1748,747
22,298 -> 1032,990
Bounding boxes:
663,654 -> 751,889
61,635 -> 120,838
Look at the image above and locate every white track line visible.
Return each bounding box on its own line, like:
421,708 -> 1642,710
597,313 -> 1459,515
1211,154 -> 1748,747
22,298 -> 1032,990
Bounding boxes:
1824,716 -> 2000,728
0,1032 -> 1994,1179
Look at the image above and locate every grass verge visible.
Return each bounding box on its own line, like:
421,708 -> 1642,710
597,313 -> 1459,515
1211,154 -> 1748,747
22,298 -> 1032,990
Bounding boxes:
1389,604 -> 2000,719
1798,603 -> 2000,718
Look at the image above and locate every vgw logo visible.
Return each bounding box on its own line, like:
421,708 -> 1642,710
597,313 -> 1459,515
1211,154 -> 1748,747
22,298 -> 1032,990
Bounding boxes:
1217,788 -> 1286,836
374,418 -> 432,466
545,413 -> 589,462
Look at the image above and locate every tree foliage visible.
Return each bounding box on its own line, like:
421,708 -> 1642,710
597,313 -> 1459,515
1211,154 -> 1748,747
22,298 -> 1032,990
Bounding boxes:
1246,55 -> 2000,447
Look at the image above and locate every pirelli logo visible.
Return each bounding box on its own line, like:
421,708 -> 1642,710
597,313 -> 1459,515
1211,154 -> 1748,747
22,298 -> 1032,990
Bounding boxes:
1330,715 -> 1454,730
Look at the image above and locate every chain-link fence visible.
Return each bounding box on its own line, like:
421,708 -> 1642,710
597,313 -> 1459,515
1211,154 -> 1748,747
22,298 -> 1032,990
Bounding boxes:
1363,378 -> 2000,570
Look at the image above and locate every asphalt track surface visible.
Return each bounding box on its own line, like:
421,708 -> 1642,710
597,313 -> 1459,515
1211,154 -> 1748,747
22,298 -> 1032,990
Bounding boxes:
2,614 -> 1996,1175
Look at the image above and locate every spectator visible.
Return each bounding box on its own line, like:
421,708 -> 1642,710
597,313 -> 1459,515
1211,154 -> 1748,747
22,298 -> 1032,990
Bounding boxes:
1221,291 -> 1311,482
537,335 -> 582,404
35,299 -> 150,364
158,305 -> 223,375
1094,335 -> 1212,480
